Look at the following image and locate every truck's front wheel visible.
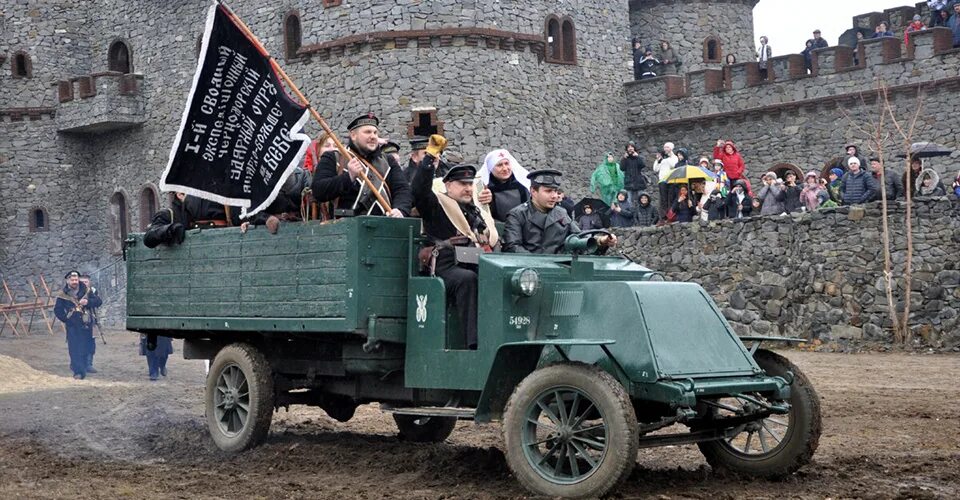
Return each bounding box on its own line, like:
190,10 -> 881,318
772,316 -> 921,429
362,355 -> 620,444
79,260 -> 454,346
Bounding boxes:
205,343 -> 275,453
503,363 -> 639,499
697,349 -> 821,477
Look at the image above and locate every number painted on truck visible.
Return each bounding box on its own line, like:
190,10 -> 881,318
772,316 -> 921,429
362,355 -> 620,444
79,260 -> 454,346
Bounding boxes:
509,316 -> 531,329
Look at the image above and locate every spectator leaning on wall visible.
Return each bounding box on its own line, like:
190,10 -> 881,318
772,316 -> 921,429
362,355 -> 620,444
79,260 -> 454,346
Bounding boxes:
840,157 -> 878,205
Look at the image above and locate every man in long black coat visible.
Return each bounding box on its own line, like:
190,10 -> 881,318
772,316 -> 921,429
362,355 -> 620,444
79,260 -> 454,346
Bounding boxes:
310,113 -> 412,218
413,136 -> 497,350
54,271 -> 102,379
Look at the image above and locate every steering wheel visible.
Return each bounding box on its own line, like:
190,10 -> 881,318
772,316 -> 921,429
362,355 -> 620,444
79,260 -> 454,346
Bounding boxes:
575,229 -> 614,240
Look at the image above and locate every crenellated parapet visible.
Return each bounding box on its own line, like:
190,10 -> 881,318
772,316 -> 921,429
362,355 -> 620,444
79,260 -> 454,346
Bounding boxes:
55,71 -> 146,134
625,27 -> 959,131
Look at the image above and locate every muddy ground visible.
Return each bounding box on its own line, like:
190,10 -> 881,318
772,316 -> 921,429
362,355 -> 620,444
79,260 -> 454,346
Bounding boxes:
0,331 -> 957,499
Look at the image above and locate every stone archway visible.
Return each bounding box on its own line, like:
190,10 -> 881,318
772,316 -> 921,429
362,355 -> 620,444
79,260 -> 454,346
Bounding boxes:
772,162 -> 803,181
820,156 -> 845,179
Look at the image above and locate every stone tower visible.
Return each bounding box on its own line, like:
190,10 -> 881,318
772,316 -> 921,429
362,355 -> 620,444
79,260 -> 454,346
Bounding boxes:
629,0 -> 759,72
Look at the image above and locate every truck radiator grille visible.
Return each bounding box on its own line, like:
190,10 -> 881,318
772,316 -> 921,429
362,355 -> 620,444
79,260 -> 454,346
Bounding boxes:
551,290 -> 583,316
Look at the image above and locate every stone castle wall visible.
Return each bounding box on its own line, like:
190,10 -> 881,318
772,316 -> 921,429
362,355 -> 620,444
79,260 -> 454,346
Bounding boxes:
629,0 -> 759,74
0,0 -> 631,325
624,27 -> 960,185
616,199 -> 960,346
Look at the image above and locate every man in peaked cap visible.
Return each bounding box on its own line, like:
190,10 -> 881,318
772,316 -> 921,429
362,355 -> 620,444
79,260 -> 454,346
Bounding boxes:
54,270 -> 100,379
404,136 -> 429,183
310,112 -> 412,218
413,145 -> 498,350
502,169 -> 617,254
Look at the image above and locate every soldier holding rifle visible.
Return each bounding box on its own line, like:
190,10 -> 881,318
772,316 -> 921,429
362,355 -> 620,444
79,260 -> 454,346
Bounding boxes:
54,271 -> 102,380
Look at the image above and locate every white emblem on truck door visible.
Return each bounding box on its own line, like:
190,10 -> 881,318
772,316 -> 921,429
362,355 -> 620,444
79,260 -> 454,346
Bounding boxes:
416,294 -> 428,323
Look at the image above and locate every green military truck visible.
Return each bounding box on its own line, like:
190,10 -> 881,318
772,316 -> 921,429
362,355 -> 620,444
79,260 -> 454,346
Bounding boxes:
126,217 -> 820,499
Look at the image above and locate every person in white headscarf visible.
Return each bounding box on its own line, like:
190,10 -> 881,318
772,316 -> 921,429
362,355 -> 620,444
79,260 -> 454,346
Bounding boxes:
478,149 -> 531,222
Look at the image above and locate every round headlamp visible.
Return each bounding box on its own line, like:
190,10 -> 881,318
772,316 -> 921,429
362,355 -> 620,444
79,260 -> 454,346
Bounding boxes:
511,268 -> 542,297
645,272 -> 666,282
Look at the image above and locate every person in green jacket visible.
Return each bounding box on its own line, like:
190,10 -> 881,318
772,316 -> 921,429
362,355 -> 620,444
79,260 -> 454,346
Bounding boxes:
590,152 -> 625,205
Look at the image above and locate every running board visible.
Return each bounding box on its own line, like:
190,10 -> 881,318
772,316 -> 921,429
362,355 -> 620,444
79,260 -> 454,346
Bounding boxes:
382,406 -> 476,420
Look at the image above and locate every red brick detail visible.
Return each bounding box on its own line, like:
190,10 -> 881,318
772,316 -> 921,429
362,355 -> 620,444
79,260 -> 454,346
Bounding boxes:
703,69 -> 725,93
439,35 -> 453,47
931,27 -> 954,55
322,0 -> 342,6
406,109 -> 445,139
77,76 -> 96,98
664,76 -> 687,99
785,54 -> 806,79
11,51 -> 33,78
880,37 -> 902,62
834,46 -> 855,70
119,74 -> 139,95
0,107 -> 56,121
745,62 -> 763,87
58,81 -> 74,103
299,27 -> 544,58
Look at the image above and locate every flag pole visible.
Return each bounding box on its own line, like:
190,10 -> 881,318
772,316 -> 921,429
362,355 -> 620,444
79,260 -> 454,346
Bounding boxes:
216,1 -> 393,213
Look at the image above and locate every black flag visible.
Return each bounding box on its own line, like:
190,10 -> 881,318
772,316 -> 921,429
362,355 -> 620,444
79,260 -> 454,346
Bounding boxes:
160,2 -> 310,218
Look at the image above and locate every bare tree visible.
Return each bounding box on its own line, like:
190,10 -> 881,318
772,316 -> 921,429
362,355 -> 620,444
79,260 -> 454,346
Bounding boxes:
840,81 -> 923,344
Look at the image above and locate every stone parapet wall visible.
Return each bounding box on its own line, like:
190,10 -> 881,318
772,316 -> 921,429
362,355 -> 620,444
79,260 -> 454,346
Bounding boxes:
625,28 -> 960,128
615,199 -> 960,346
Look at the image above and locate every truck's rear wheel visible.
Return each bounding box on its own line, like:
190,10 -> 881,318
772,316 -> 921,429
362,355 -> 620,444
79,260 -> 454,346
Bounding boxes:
503,363 -> 638,499
698,349 -> 821,477
393,414 -> 457,442
205,343 -> 275,453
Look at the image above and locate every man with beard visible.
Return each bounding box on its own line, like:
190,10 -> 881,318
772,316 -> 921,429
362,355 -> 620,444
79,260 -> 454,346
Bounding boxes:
54,271 -> 101,379
413,141 -> 498,350
311,113 -> 412,218
503,170 -> 617,254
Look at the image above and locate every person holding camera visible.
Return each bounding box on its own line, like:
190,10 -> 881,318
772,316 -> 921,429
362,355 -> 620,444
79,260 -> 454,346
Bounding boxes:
757,172 -> 786,216
621,142 -> 648,210
657,40 -> 679,76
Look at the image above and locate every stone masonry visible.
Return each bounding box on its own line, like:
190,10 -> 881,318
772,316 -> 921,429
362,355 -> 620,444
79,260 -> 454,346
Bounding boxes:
616,199 -> 960,347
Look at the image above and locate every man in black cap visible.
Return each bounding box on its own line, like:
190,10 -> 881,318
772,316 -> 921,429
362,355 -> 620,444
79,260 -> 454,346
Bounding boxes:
310,113 -> 412,218
54,271 -> 101,379
412,138 -> 498,350
404,136 -> 429,183
503,170 -> 617,254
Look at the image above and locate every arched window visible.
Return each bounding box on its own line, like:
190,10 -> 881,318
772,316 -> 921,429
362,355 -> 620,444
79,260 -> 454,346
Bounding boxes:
28,207 -> 49,232
545,16 -> 562,62
108,40 -> 132,73
139,185 -> 159,230
560,17 -> 577,64
109,191 -> 129,255
545,15 -> 577,64
772,163 -> 804,182
12,51 -> 32,78
703,37 -> 722,63
284,11 -> 302,60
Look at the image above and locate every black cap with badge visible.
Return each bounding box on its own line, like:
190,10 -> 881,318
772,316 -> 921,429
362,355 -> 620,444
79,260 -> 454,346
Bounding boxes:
382,141 -> 401,155
442,164 -> 478,183
409,136 -> 429,151
527,169 -> 563,188
347,112 -> 379,131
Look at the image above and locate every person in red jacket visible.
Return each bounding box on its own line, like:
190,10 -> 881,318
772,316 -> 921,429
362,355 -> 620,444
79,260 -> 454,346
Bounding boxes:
713,139 -> 746,182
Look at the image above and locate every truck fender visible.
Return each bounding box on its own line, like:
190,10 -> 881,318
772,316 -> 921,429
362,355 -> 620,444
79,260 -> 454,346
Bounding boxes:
474,339 -> 615,423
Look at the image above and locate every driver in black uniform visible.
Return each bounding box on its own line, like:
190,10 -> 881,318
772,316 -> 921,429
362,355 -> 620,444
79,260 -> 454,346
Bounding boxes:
502,169 -> 617,254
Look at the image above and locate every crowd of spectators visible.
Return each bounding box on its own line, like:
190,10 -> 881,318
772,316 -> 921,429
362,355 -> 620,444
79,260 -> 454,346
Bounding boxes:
580,139 -> 958,230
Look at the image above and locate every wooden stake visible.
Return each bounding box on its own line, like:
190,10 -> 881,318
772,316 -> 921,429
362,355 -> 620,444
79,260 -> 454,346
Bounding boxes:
217,1 -> 393,214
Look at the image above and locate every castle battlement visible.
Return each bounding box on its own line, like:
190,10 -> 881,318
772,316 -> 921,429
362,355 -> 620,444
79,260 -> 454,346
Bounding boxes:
625,27 -> 959,132
55,71 -> 146,134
